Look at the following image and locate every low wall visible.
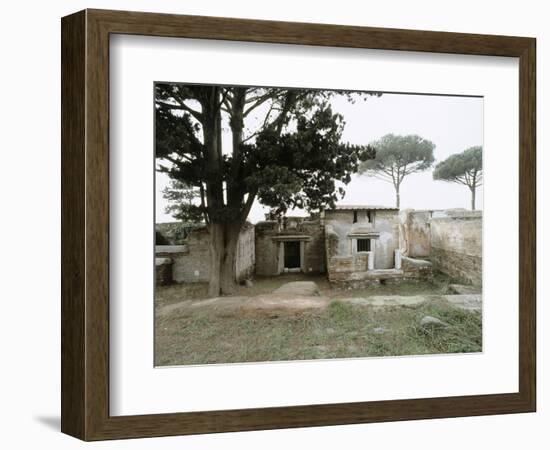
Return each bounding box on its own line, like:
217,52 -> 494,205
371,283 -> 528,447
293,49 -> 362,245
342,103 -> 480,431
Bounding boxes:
155,243 -> 206,283
401,256 -> 433,280
429,211 -> 482,285
155,224 -> 255,284
326,254 -> 370,283
155,257 -> 173,286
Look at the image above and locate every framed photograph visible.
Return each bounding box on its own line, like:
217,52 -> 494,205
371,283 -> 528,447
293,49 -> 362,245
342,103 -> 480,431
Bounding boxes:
61,9 -> 536,441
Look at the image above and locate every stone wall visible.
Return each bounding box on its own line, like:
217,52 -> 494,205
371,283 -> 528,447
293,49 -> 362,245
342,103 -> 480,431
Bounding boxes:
324,209 -> 399,270
429,211 -> 482,285
254,219 -> 325,276
155,257 -> 173,285
372,210 -> 400,269
325,222 -> 369,282
155,222 -> 202,245
301,221 -> 326,274
236,223 -> 255,281
155,224 -> 255,284
401,256 -> 433,280
254,221 -> 280,276
399,209 -> 482,285
401,210 -> 432,258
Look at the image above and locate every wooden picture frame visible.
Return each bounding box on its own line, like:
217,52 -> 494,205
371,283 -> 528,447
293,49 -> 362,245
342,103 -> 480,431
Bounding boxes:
61,9 -> 536,441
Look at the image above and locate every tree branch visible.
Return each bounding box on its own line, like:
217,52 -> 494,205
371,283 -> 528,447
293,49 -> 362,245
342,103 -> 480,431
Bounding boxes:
156,100 -> 203,121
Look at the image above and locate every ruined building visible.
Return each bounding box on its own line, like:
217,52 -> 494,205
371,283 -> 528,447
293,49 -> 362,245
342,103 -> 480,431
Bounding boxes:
156,206 -> 482,287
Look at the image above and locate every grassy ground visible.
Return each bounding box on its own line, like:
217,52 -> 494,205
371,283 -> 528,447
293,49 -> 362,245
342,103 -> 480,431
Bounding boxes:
155,275 -> 481,366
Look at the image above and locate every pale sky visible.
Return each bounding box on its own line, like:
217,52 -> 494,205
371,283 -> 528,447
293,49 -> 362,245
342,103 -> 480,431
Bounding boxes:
155,91 -> 483,224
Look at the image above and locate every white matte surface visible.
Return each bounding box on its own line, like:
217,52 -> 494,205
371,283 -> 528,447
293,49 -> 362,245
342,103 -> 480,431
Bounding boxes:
109,34 -> 519,416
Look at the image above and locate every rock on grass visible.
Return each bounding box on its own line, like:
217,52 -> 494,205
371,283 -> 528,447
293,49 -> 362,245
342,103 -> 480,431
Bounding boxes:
420,315 -> 449,329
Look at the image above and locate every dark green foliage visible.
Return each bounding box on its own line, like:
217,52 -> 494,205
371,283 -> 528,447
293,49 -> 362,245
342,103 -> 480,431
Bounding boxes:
433,146 -> 482,184
242,106 -> 374,215
155,222 -> 203,245
155,84 -> 378,222
162,179 -> 204,223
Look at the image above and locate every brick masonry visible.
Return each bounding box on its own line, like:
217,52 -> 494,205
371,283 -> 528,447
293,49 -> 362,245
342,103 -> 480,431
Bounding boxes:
398,209 -> 482,286
155,224 -> 255,283
254,219 -> 325,276
154,208 -> 481,287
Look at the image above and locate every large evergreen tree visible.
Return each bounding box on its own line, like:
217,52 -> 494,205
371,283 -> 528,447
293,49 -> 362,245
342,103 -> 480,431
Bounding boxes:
359,134 -> 435,208
433,146 -> 483,210
155,84 -> 377,296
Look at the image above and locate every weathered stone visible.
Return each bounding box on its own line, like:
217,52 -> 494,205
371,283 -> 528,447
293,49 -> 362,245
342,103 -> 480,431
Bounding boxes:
403,210 -> 433,258
255,218 -> 325,276
401,256 -> 433,280
444,294 -> 482,312
394,249 -> 402,270
420,315 -> 449,328
339,295 -> 428,307
373,327 -> 388,334
244,294 -> 329,312
157,293 -> 331,318
244,279 -> 254,288
155,257 -> 173,286
155,223 -> 254,283
448,284 -> 481,295
272,281 -> 320,296
430,212 -> 482,285
324,208 -> 400,277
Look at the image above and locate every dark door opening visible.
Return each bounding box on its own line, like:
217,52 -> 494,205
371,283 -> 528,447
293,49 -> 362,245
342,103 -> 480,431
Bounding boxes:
357,238 -> 371,252
284,241 -> 301,269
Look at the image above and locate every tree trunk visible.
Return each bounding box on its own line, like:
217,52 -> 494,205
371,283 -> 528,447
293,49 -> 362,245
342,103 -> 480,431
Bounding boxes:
470,186 -> 476,211
207,222 -> 224,297
208,221 -> 241,297
395,184 -> 400,209
220,223 -> 241,295
202,87 -> 226,297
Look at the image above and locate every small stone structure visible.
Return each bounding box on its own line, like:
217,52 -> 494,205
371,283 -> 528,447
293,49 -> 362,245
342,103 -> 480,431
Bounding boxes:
255,217 -> 325,276
155,223 -> 255,284
323,205 -> 431,285
155,206 -> 482,288
155,257 -> 173,286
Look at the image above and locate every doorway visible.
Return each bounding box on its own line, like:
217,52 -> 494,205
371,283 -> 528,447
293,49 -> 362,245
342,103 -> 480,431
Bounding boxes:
284,241 -> 301,269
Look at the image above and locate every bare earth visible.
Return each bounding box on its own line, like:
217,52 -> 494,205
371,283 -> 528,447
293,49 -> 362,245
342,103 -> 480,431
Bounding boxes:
155,274 -> 482,366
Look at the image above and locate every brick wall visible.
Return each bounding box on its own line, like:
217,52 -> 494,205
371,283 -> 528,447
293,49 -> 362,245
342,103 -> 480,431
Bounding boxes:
301,221 -> 326,274
155,224 -> 255,283
236,224 -> 255,281
254,221 -> 280,276
324,209 -> 399,270
404,210 -> 432,257
429,211 -> 482,285
372,210 -> 400,269
254,219 -> 324,275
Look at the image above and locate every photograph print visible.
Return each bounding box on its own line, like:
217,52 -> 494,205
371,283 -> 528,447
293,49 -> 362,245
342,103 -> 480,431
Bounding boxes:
154,83 -> 483,366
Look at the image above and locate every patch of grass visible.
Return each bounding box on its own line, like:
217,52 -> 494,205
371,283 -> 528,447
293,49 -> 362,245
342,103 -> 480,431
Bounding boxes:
155,298 -> 482,366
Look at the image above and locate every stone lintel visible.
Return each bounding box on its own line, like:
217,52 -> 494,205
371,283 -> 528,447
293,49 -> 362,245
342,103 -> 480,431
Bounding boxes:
271,235 -> 312,242
347,232 -> 380,239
